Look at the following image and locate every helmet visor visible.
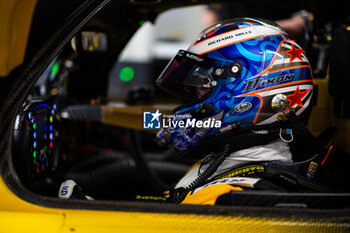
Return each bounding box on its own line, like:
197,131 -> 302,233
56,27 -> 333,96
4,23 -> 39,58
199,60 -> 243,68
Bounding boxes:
156,50 -> 216,101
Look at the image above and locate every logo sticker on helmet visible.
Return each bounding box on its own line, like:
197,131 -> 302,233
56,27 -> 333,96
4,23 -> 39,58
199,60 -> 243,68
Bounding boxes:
190,25 -> 281,55
235,102 -> 252,113
177,50 -> 204,62
243,74 -> 294,92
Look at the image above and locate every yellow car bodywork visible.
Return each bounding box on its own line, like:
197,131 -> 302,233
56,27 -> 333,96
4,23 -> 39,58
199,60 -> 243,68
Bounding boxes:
0,1 -> 349,232
0,0 -> 37,77
1,177 -> 349,233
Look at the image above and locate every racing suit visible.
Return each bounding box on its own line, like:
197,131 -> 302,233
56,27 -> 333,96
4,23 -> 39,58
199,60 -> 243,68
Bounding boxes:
173,140 -> 292,205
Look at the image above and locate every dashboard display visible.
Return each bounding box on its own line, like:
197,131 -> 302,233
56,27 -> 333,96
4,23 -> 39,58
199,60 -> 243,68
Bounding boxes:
26,102 -> 57,173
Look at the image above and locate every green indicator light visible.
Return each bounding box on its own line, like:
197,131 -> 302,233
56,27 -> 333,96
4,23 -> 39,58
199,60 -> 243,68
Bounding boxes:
119,66 -> 134,82
139,20 -> 145,26
43,146 -> 47,158
327,35 -> 332,41
33,123 -> 37,130
33,151 -> 37,158
51,61 -> 60,77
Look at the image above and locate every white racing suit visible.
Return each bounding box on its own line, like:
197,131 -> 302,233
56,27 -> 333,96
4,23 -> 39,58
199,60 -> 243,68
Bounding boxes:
174,140 -> 292,205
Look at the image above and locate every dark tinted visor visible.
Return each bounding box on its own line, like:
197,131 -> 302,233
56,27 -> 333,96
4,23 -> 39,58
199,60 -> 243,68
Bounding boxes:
156,50 -> 216,101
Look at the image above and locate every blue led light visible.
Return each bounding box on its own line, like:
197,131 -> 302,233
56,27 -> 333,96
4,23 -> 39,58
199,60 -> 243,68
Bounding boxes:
33,141 -> 37,149
49,125 -> 53,131
49,133 -> 53,140
33,132 -> 37,139
33,103 -> 49,111
28,112 -> 33,119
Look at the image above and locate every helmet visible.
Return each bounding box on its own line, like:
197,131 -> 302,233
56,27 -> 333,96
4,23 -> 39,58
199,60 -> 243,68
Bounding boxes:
156,18 -> 313,157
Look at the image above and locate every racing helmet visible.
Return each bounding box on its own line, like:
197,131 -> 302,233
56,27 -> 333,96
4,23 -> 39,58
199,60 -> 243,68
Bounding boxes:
156,18 -> 313,157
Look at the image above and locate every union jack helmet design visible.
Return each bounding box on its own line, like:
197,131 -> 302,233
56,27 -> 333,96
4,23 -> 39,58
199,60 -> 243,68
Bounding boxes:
156,18 -> 313,155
